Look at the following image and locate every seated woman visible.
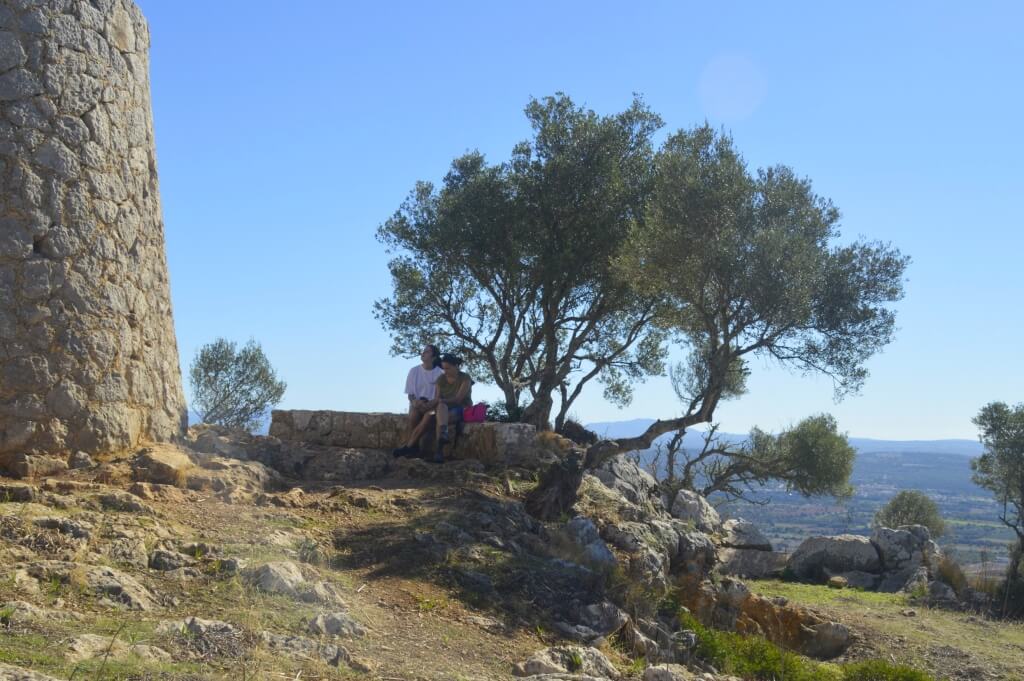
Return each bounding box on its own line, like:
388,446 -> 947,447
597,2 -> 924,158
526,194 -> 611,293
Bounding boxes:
433,353 -> 473,457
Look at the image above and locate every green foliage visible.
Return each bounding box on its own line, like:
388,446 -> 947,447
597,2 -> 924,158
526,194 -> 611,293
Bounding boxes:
375,94 -> 669,429
841,659 -> 936,681
678,611 -> 935,681
189,338 -> 286,432
972,402 -> 1024,554
874,490 -> 947,537
621,125 -> 908,401
674,414 -> 855,503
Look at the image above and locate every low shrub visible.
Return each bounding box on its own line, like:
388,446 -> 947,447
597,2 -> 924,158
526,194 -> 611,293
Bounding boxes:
842,659 -> 935,681
935,553 -> 968,596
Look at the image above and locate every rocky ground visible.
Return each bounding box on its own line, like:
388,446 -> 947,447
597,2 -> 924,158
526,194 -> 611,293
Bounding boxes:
0,429 -> 1020,680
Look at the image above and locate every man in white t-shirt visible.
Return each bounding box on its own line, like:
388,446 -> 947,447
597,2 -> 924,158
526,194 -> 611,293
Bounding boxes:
404,344 -> 442,434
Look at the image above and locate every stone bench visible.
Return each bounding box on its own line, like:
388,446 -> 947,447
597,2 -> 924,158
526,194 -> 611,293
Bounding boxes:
270,410 -> 550,468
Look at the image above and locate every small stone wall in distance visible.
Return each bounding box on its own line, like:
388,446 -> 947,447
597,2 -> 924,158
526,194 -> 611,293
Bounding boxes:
270,410 -> 546,468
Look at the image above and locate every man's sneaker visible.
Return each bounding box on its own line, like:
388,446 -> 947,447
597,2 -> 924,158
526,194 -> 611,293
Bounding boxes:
392,445 -> 416,458
438,427 -> 450,446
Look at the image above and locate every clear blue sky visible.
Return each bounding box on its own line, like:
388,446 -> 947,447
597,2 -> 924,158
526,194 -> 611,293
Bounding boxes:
136,1 -> 1023,440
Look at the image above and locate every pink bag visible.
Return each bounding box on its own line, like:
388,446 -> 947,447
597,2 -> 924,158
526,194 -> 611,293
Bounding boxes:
463,402 -> 488,423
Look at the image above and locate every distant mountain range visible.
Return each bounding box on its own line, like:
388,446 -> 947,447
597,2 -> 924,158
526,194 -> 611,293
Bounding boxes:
585,418 -> 984,458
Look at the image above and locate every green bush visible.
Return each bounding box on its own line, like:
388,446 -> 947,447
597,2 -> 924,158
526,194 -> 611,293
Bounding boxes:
678,611 -> 935,681
935,553 -> 968,596
842,659 -> 935,681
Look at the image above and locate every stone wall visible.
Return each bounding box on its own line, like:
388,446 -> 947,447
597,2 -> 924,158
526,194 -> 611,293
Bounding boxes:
270,410 -> 546,467
0,1 -> 186,458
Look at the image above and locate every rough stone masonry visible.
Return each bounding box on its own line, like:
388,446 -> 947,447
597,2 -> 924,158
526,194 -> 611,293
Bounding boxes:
0,0 -> 186,459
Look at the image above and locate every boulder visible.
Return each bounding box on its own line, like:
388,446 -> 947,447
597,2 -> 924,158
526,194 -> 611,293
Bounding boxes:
513,646 -> 620,679
787,534 -> 881,581
871,525 -> 940,573
243,561 -> 307,598
309,611 -> 366,638
131,445 -> 193,486
669,489 -> 721,533
720,519 -> 771,551
716,548 -> 787,579
593,456 -> 662,511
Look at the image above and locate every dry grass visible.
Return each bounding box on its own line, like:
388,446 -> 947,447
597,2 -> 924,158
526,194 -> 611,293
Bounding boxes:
746,578 -> 1024,681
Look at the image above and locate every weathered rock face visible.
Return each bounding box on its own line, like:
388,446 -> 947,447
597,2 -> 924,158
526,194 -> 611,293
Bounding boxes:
0,0 -> 186,459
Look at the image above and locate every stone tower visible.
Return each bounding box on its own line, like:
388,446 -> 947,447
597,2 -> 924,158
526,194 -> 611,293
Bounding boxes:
0,0 -> 187,460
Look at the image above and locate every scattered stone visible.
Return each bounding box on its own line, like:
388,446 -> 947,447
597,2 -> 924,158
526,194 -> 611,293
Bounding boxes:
0,662 -> 64,680
513,646 -> 620,679
149,549 -> 196,571
26,561 -> 157,610
158,617 -> 247,658
259,630 -> 350,667
308,611 -> 366,638
128,482 -> 190,503
828,576 -> 847,589
65,633 -> 170,662
96,491 -> 153,514
644,664 -> 697,681
0,600 -> 80,623
902,608 -> 918,617
32,516 -> 91,539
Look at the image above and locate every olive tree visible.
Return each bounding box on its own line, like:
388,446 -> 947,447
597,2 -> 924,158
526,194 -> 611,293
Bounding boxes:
375,94 -> 667,430
972,401 -> 1024,583
873,490 -> 946,537
526,125 -> 908,519
189,338 -> 287,432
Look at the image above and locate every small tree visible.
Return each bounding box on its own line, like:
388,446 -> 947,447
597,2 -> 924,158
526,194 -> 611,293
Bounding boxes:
189,338 -> 287,432
873,490 -> 946,537
972,402 -> 1024,584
